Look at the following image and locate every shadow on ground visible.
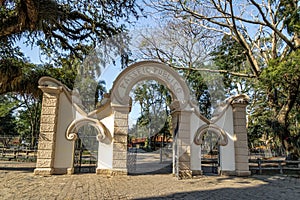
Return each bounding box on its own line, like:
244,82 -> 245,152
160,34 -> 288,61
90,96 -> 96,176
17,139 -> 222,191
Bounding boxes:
134,175 -> 300,200
0,161 -> 35,172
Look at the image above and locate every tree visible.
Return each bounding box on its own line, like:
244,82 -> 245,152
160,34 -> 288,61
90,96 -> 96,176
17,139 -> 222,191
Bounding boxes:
130,80 -> 172,149
17,94 -> 42,148
136,19 -> 225,117
147,0 -> 300,158
0,0 -> 140,95
0,0 -> 139,149
0,95 -> 19,148
137,19 -> 219,66
0,0 -> 139,57
211,35 -> 254,94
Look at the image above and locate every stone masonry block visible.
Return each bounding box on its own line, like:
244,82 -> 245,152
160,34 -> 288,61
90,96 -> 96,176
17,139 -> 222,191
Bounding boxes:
113,152 -> 127,160
178,170 -> 193,179
177,136 -> 190,144
233,125 -> 247,134
114,126 -> 128,135
178,125 -> 190,132
109,170 -> 128,176
40,124 -> 56,132
38,133 -> 56,142
233,111 -> 246,119
236,170 -> 251,176
43,92 -> 59,99
179,153 -> 191,162
178,162 -> 191,170
36,158 -> 53,168
40,115 -> 56,124
232,104 -> 247,109
34,168 -> 53,176
235,155 -> 249,164
42,107 -> 57,115
113,143 -> 127,152
114,120 -> 128,127
42,98 -> 58,107
179,116 -> 191,124
179,145 -> 191,154
235,147 -> 249,156
235,133 -> 248,141
235,140 -> 248,148
114,112 -> 128,119
114,134 -> 127,143
37,140 -> 54,150
233,118 -> 246,127
235,162 -> 250,171
37,150 -> 54,159
113,160 -> 127,169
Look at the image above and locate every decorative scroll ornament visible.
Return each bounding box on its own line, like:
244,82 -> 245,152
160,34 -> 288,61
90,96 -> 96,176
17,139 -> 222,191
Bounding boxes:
67,132 -> 78,141
194,124 -> 228,146
66,117 -> 110,143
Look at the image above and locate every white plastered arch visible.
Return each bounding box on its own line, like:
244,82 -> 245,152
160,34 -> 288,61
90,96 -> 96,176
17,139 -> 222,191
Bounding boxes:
110,61 -> 191,109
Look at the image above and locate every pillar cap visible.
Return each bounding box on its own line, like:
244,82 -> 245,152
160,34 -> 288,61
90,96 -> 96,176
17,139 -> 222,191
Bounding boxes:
229,94 -> 249,105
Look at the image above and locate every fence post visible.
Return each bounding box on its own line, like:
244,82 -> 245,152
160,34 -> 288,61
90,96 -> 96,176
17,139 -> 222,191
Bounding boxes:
258,158 -> 262,174
279,161 -> 283,174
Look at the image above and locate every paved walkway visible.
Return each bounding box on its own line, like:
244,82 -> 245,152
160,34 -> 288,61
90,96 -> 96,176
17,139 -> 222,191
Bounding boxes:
0,161 -> 300,199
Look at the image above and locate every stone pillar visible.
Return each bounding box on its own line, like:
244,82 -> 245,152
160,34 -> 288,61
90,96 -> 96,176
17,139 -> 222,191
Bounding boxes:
231,99 -> 251,176
111,105 -> 130,176
172,109 -> 192,179
171,111 -> 179,176
34,86 -> 62,175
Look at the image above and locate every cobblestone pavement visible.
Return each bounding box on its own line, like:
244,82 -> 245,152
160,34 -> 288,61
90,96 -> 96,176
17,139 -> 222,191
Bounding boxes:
0,161 -> 300,200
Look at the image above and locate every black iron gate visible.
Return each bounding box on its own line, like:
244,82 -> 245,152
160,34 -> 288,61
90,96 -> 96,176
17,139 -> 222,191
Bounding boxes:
201,131 -> 220,175
127,148 -> 137,174
73,133 -> 98,173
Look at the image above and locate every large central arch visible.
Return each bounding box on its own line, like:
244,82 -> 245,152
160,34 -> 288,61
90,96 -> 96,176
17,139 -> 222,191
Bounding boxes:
109,61 -> 195,178
111,61 -> 191,107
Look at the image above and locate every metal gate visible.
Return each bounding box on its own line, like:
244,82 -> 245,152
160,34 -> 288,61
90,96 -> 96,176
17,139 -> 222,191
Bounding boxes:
201,131 -> 220,174
127,148 -> 137,174
73,130 -> 98,173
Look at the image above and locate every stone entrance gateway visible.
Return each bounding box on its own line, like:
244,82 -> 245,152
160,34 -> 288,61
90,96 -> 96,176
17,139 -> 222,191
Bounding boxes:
34,61 -> 251,179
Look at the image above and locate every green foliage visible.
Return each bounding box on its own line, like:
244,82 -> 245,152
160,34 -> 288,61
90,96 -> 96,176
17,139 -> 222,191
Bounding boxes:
211,35 -> 253,95
248,49 -> 300,156
0,0 -> 140,60
130,81 -> 172,140
0,95 -> 19,147
209,32 -> 300,157
260,49 -> 300,90
182,69 -> 212,118
73,54 -> 107,112
277,0 -> 300,35
0,0 -> 139,149
14,107 -> 33,145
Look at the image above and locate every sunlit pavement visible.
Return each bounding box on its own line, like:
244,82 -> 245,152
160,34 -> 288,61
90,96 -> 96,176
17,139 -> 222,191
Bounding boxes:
0,161 -> 299,200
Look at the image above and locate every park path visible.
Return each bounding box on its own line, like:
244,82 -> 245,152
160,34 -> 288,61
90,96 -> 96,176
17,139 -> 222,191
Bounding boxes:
0,161 -> 300,199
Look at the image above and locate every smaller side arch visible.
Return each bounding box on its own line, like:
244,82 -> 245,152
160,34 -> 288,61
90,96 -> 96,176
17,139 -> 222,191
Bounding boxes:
194,124 -> 228,146
66,118 -> 112,143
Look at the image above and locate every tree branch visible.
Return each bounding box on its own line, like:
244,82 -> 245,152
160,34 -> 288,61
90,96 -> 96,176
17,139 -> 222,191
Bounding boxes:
25,0 -> 38,30
249,0 -> 296,50
171,65 -> 256,78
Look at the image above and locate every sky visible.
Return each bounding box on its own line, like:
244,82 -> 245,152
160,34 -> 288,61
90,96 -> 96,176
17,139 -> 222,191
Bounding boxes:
17,13 -> 157,129
16,2 -> 229,129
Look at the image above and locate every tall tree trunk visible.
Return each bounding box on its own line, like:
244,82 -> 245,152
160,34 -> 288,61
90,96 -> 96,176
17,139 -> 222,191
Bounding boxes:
276,81 -> 300,159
